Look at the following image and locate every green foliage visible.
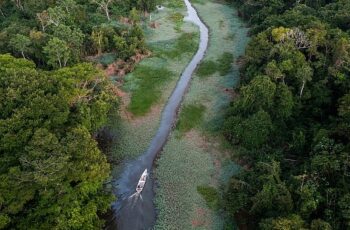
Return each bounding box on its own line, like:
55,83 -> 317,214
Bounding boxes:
0,0 -> 147,68
9,34 -> 31,58
310,219 -> 332,230
127,66 -> 173,116
338,194 -> 350,227
224,109 -> 273,149
197,185 -> 220,210
0,54 -> 116,229
52,24 -> 84,61
259,214 -> 305,230
44,37 -> 71,68
113,24 -> 146,60
135,0 -> 158,12
176,104 -> 206,133
114,35 -> 130,59
223,0 -> 350,229
240,75 -> 276,112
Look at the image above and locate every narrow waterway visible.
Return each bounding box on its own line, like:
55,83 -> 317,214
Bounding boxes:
107,1 -> 209,229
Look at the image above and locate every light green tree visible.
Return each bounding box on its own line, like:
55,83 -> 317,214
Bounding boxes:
90,0 -> 114,21
9,34 -> 31,59
58,0 -> 78,13
114,35 -> 129,59
53,25 -> 85,62
260,214 -> 305,230
240,75 -> 276,113
91,30 -> 105,56
44,37 -> 71,68
129,7 -> 140,25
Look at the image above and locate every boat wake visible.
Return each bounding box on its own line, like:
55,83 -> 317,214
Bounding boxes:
129,192 -> 143,201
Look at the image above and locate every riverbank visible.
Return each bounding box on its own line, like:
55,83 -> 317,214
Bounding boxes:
154,1 -> 249,229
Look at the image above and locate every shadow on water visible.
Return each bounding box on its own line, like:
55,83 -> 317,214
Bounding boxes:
106,0 -> 209,229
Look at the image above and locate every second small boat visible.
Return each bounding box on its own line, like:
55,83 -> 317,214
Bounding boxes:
136,169 -> 148,193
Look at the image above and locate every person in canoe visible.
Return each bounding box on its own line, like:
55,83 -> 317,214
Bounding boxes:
136,169 -> 148,193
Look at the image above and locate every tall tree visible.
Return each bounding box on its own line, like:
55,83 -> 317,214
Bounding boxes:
43,37 -> 71,68
53,25 -> 85,62
9,34 -> 31,59
90,0 -> 114,21
91,29 -> 105,56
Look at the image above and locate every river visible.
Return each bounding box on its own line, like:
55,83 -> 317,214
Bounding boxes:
106,0 -> 209,229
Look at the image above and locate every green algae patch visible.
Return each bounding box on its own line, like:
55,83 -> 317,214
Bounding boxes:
197,185 -> 221,210
217,52 -> 234,76
153,32 -> 199,59
168,12 -> 185,31
176,104 -> 206,133
127,66 -> 173,116
196,52 -> 234,78
196,60 -> 218,77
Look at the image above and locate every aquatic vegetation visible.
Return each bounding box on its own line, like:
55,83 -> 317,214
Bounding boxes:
155,1 -> 249,229
196,52 -> 234,78
154,135 -> 218,229
196,60 -> 218,77
169,12 -> 185,31
154,32 -> 199,59
165,0 -> 185,8
176,104 -> 206,133
127,66 -> 173,116
217,52 -> 234,76
197,185 -> 221,210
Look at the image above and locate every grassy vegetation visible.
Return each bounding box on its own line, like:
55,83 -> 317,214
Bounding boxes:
197,186 -> 221,210
127,66 -> 173,116
196,60 -> 218,77
169,12 -> 184,32
154,1 -> 249,229
165,0 -> 185,8
157,32 -> 199,59
196,52 -> 234,78
217,52 -> 234,76
176,104 -> 206,133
